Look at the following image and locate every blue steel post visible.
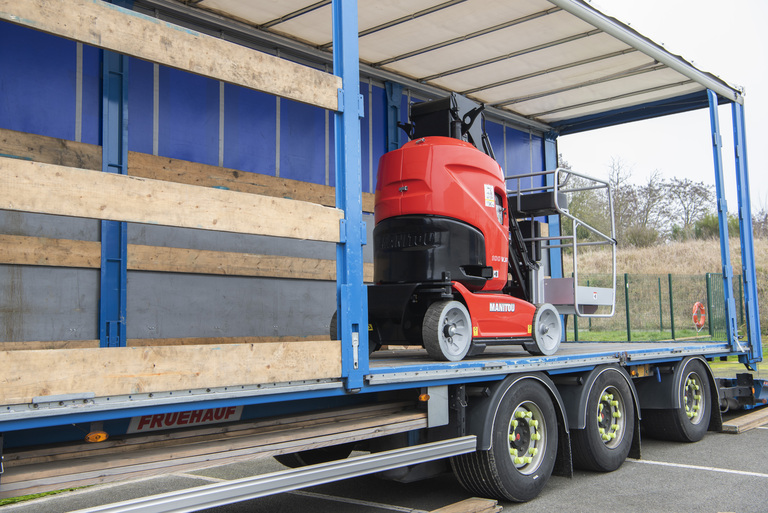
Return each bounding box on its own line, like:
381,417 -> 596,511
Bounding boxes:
544,132 -> 563,278
543,133 -> 562,280
732,101 -> 763,364
706,90 -> 739,349
543,133 -> 563,339
99,47 -> 129,348
333,0 -> 368,390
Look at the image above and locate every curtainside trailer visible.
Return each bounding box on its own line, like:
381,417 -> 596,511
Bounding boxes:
0,0 -> 763,510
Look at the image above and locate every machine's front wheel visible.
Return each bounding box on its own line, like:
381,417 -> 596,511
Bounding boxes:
423,300 -> 472,361
524,304 -> 561,356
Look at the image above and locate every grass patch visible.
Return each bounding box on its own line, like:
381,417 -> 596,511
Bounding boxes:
567,328 -> 714,342
0,487 -> 85,506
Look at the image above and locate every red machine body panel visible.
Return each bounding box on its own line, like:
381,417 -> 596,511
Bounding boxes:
452,282 -> 535,340
375,137 -> 510,292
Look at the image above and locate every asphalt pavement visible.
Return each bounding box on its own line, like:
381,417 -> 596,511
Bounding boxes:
4,415 -> 768,513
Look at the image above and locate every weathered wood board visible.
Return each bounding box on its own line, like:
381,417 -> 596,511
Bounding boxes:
0,158 -> 343,242
0,0 -> 340,110
0,341 -> 341,405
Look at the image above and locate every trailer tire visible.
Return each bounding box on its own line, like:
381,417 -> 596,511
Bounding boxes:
451,379 -> 557,502
642,360 -> 711,442
423,300 -> 472,362
274,443 -> 355,468
571,371 -> 635,471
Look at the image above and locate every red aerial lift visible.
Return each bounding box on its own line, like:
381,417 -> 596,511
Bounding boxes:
366,93 -> 616,361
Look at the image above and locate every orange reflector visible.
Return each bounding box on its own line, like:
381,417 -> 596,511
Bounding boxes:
418,393 -> 430,402
85,431 -> 109,443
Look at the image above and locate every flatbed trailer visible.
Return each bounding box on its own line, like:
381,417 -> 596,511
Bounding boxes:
0,0 -> 763,510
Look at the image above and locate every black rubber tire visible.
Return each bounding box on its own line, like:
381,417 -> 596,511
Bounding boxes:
451,380 -> 558,502
571,370 -> 635,472
330,311 -> 379,354
641,360 -> 711,442
274,443 -> 355,468
423,300 -> 472,362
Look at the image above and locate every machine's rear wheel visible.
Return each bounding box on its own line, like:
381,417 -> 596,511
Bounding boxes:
524,304 -> 561,356
451,379 -> 558,502
423,300 -> 472,361
571,370 -> 635,471
642,359 -> 711,442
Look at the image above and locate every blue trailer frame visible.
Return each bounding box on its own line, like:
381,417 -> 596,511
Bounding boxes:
0,0 -> 761,447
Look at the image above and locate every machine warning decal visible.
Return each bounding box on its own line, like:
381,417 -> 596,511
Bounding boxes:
473,326 -> 479,336
484,184 -> 495,208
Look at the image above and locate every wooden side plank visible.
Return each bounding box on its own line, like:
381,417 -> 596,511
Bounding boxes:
0,234 -> 100,268
0,234 -> 374,281
721,407 -> 768,434
0,341 -> 342,405
0,158 -> 343,242
0,128 -> 376,212
0,0 -> 340,110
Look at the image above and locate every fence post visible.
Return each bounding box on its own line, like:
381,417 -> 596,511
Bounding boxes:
705,273 -> 714,336
668,274 -> 675,340
658,277 -> 663,331
625,273 -> 631,342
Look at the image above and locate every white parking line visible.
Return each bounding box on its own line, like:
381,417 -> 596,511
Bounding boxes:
628,458 -> 768,478
288,490 -> 429,512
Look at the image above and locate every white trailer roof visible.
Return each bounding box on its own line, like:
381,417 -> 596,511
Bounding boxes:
154,0 -> 743,133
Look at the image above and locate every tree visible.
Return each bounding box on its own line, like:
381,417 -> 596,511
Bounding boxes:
665,177 -> 714,239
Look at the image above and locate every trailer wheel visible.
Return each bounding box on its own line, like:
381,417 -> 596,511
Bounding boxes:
642,359 -> 711,442
274,443 -> 355,468
451,380 -> 558,502
330,311 -> 380,354
571,371 -> 635,471
423,300 -> 472,361
524,304 -> 561,356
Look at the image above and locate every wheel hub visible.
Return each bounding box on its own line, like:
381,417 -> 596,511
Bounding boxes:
507,402 -> 546,474
596,387 -> 625,447
684,374 -> 704,423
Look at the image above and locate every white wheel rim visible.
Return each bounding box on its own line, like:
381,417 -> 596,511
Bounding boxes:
438,303 -> 471,359
534,305 -> 560,354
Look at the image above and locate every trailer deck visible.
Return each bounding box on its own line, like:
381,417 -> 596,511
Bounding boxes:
367,341 -> 738,386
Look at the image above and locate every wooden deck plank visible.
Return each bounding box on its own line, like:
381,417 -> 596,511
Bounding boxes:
722,407 -> 768,434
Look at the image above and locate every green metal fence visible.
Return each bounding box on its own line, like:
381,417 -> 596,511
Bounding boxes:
570,273 -> 743,342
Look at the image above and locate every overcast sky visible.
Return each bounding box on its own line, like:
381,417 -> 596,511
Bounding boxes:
557,0 -> 767,215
